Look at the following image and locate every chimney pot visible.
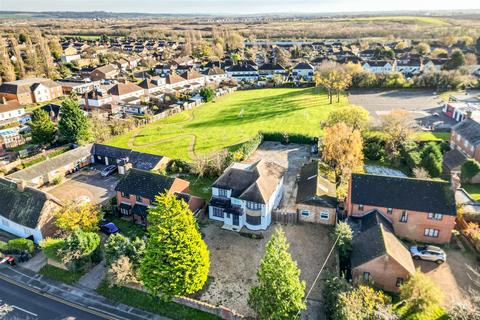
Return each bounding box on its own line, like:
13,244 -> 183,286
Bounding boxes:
16,180 -> 26,192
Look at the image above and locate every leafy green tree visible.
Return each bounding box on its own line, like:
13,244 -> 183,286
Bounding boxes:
323,273 -> 351,318
104,233 -> 145,268
54,202 -> 102,233
415,42 -> 431,56
30,109 -> 56,146
399,270 -> 444,314
325,105 -> 370,131
334,221 -> 353,259
334,285 -> 396,320
248,228 -> 306,320
58,98 -> 92,144
445,50 -> 466,70
199,87 -> 215,102
461,159 -> 480,183
140,193 -> 209,300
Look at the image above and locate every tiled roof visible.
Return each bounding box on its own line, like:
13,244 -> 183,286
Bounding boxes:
350,210 -> 415,274
108,83 -> 143,96
296,161 -> 337,208
350,173 -> 456,215
452,118 -> 480,146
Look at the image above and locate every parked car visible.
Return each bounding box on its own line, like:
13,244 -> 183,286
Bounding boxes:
410,245 -> 446,264
0,254 -> 15,266
99,220 -> 119,235
101,165 -> 117,177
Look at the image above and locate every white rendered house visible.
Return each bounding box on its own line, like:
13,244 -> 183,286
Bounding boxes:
208,160 -> 285,231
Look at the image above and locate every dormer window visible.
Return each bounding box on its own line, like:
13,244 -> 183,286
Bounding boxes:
218,188 -> 228,197
247,201 -> 261,210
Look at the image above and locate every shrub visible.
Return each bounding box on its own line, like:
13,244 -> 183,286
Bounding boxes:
167,159 -> 191,174
261,131 -> 317,144
7,238 -> 34,254
0,241 -> 8,252
40,238 -> 66,261
199,87 -> 215,102
461,159 -> 480,183
420,143 -> 443,178
334,222 -> 353,260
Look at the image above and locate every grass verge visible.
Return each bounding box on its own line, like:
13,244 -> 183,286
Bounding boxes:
96,282 -> 220,320
39,265 -> 84,284
462,184 -> 480,201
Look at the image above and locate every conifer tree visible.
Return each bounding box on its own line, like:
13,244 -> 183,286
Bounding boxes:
248,228 -> 306,320
140,193 -> 210,300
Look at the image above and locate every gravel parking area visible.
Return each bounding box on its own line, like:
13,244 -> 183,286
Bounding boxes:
47,167 -> 119,205
348,89 -> 456,127
198,222 -> 335,318
414,238 -> 479,307
246,141 -> 310,211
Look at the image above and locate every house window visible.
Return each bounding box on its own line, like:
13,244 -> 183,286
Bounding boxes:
121,192 -> 130,198
427,213 -> 443,221
363,272 -> 370,282
301,210 -> 310,217
396,277 -> 404,287
320,212 -> 330,220
246,214 -> 262,226
424,228 -> 439,238
246,201 -> 261,210
218,189 -> 228,197
387,208 -> 393,214
136,195 -> 142,202
212,207 -> 224,218
120,208 -> 131,216
400,211 -> 408,223
358,204 -> 364,211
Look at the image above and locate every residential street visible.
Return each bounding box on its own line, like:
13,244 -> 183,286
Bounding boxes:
0,276 -> 106,320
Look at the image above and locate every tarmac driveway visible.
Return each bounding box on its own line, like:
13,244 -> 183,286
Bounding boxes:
47,168 -> 119,205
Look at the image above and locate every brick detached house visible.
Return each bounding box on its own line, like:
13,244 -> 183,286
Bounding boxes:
0,78 -> 63,105
347,173 -> 457,244
350,210 -> 416,292
295,161 -> 337,225
208,160 -> 285,231
450,117 -> 480,162
115,169 -> 204,225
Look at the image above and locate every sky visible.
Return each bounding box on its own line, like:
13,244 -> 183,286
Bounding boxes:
1,0 -> 479,14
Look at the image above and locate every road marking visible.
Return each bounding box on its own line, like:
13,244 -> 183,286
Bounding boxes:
12,305 -> 38,317
88,306 -> 131,320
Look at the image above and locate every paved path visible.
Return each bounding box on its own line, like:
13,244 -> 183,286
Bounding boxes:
20,252 -> 47,273
77,260 -> 106,290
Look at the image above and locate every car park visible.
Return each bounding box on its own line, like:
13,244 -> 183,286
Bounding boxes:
410,245 -> 446,264
100,165 -> 117,177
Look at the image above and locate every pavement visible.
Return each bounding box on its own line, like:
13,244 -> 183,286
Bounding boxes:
0,264 -> 169,320
77,260 -> 107,290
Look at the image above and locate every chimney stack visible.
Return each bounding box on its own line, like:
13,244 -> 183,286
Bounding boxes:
16,180 -> 26,192
466,110 -> 472,120
451,173 -> 461,192
0,96 -> 6,104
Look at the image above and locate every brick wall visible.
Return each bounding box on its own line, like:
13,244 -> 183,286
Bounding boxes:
352,255 -> 413,292
348,204 -> 455,244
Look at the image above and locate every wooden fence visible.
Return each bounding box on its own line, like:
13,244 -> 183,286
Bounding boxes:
272,210 -> 298,225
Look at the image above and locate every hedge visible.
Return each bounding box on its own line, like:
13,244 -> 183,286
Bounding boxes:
461,159 -> 480,183
0,240 -> 8,252
7,238 -> 34,254
260,131 -> 317,145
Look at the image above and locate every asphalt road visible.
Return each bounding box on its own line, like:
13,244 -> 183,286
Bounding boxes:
0,277 -> 107,320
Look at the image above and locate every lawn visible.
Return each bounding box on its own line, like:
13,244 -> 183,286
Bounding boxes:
107,88 -> 347,161
414,132 -> 451,142
463,184 -> 480,201
97,282 -> 220,320
39,265 -> 84,284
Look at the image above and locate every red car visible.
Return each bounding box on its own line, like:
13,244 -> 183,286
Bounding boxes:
0,254 -> 15,266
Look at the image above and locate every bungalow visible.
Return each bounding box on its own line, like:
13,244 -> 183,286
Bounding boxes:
349,210 -> 415,292
0,78 -> 63,105
0,178 -> 62,243
295,161 -> 337,225
58,79 -> 101,95
108,83 -> 145,103
292,62 -> 315,81
424,59 -> 448,72
7,144 -> 93,187
347,173 -> 457,244
91,144 -> 169,171
115,169 -> 203,225
208,160 -> 285,231
396,59 -> 422,76
206,67 -> 228,83
89,64 -> 119,81
362,60 -> 396,73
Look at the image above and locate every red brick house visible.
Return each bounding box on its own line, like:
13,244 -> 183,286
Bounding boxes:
347,173 -> 457,244
450,118 -> 480,162
115,169 -> 204,225
350,210 -> 416,292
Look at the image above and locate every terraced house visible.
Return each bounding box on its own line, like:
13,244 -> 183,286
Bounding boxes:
347,173 -> 457,244
208,160 -> 285,231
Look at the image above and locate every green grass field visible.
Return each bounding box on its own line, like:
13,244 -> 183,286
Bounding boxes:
107,88 -> 348,161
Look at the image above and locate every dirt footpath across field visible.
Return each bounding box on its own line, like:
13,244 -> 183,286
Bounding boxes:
198,222 -> 335,318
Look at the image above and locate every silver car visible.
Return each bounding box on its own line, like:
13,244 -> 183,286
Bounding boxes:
410,245 -> 446,264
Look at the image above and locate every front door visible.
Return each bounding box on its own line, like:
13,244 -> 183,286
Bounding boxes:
232,214 -> 239,226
